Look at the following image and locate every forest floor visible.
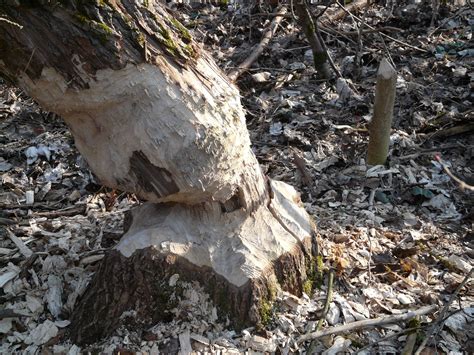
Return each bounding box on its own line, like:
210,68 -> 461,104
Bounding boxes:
0,1 -> 473,354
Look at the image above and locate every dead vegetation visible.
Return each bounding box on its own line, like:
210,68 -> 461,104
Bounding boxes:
0,0 -> 472,353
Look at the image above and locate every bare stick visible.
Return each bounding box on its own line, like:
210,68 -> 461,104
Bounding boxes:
435,155 -> 474,192
315,28 -> 342,79
0,16 -> 23,28
326,0 -> 369,22
316,269 -> 335,331
414,268 -> 473,355
297,305 -> 437,344
367,58 -> 397,165
228,7 -> 287,81
333,1 -> 428,53
401,317 -> 419,355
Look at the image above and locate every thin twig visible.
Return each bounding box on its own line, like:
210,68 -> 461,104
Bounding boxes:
316,269 -> 335,331
315,27 -> 342,79
428,6 -> 470,36
228,6 -> 287,81
330,26 -> 403,36
289,0 -> 297,22
23,47 -> 36,75
298,305 -> 437,344
334,1 -> 428,53
313,1 -> 333,20
0,16 -> 23,29
414,268 -> 474,355
435,155 -> 474,192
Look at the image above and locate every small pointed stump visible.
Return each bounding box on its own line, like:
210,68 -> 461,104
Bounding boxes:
367,58 -> 397,165
70,180 -> 318,344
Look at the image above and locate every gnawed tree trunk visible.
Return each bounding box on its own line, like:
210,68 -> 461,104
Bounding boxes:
0,0 -> 318,344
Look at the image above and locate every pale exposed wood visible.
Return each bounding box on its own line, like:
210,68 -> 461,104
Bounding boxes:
116,179 -> 313,287
367,58 -> 397,165
5,228 -> 33,258
0,0 -> 318,345
71,179 -> 316,343
228,7 -> 287,81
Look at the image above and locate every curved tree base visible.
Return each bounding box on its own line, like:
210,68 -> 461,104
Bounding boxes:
70,180 -> 318,344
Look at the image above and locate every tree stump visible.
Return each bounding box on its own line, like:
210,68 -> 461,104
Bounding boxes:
0,0 -> 319,344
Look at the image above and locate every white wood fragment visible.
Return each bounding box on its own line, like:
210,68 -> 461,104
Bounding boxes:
322,336 -> 351,355
45,275 -> 63,318
0,263 -> 20,288
79,254 -> 105,265
178,330 -> 192,355
25,320 -> 58,345
5,228 -> 33,258
25,190 -> 34,205
26,294 -> 44,314
0,319 -> 13,334
169,274 -> 179,287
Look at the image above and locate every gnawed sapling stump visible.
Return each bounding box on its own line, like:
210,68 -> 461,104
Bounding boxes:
367,58 -> 397,165
0,0 -> 319,344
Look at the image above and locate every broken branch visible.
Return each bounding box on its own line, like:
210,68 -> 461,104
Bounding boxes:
297,305 -> 437,344
228,7 -> 287,81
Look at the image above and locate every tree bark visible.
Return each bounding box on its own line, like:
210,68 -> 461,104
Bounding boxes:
0,0 -> 318,344
294,0 -> 331,79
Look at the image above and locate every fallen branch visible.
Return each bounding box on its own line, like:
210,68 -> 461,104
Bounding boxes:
32,204 -> 87,219
435,155 -> 474,192
324,0 -> 370,22
0,309 -> 31,320
431,122 -> 474,138
414,268 -> 473,355
297,305 -> 437,344
228,6 -> 287,81
333,124 -> 368,133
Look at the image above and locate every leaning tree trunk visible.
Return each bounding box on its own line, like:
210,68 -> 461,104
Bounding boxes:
0,0 -> 318,344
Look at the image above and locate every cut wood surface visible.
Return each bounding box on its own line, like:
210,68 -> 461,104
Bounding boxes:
72,179 -> 316,343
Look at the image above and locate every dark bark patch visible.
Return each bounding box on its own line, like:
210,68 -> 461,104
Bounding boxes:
69,235 -> 317,345
69,248 -> 255,345
129,151 -> 179,198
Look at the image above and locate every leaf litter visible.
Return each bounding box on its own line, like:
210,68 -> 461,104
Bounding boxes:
0,0 -> 472,353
